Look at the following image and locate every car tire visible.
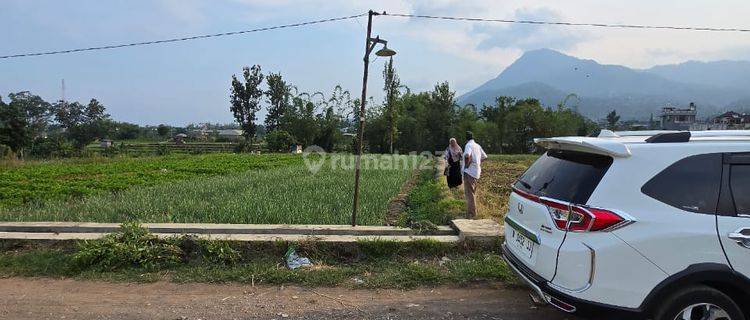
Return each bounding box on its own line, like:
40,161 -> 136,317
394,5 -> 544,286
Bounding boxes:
654,285 -> 744,320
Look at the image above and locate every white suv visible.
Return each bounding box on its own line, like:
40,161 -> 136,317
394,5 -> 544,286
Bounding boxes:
501,130 -> 750,320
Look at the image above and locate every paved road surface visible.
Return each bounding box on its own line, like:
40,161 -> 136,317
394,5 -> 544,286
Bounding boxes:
0,278 -> 576,319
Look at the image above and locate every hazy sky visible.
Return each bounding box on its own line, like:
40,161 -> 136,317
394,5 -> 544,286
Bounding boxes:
2,0 -> 749,125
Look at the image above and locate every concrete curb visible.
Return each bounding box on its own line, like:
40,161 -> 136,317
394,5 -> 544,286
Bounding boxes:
0,232 -> 461,243
0,222 -> 454,236
451,219 -> 504,243
0,219 -> 504,244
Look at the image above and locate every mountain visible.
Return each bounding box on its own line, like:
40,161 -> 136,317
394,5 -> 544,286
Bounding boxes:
646,60 -> 750,90
458,49 -> 750,120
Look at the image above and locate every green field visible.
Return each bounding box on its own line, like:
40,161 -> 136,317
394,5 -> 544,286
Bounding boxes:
0,154 -> 422,225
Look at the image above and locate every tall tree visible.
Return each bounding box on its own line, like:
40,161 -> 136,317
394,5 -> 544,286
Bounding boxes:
54,98 -> 111,149
480,96 -> 515,153
382,57 -> 401,153
606,109 -> 620,130
0,92 -> 52,156
424,82 -> 456,152
230,65 -> 264,142
0,96 -> 27,154
264,72 -> 290,132
157,124 -> 170,137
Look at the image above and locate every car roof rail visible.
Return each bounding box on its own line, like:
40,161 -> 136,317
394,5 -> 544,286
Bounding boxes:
646,131 -> 691,143
690,130 -> 750,138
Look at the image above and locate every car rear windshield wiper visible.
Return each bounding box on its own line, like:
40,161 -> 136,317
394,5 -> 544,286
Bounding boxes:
516,179 -> 532,190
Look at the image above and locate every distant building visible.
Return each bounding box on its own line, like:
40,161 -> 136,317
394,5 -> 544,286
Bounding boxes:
217,129 -> 244,141
714,111 -> 743,125
660,103 -> 697,130
173,133 -> 188,144
709,111 -> 750,130
188,129 -> 213,140
100,139 -> 114,148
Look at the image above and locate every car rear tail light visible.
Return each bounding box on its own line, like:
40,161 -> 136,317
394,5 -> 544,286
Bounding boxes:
540,198 -> 571,230
564,204 -> 627,232
513,186 -> 630,232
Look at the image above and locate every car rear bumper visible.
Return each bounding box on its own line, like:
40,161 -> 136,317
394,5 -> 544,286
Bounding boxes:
501,242 -> 645,319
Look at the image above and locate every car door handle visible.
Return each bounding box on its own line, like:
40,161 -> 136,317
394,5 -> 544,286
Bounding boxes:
728,230 -> 750,249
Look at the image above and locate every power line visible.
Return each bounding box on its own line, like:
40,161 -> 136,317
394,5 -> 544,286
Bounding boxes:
3,10 -> 748,61
384,13 -> 750,33
0,13 -> 367,60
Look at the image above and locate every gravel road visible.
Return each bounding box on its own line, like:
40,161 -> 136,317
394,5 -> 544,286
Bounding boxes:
0,278 -> 577,319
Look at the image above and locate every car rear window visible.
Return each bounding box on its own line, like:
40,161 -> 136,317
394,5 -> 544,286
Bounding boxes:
513,150 -> 613,204
641,153 -> 722,214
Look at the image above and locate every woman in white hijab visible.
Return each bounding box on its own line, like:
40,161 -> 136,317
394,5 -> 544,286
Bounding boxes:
444,138 -> 463,188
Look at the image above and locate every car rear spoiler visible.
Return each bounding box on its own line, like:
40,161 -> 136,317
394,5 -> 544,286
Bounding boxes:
534,137 -> 631,157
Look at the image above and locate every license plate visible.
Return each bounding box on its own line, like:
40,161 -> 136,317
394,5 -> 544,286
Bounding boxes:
510,227 -> 535,259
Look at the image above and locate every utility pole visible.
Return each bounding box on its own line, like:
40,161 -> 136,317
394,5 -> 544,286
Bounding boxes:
351,10 -> 395,226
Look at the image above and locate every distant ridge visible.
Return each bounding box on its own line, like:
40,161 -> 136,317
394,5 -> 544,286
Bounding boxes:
458,49 -> 750,119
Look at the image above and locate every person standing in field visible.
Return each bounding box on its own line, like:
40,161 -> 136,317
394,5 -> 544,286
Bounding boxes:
444,138 -> 463,189
462,131 -> 487,219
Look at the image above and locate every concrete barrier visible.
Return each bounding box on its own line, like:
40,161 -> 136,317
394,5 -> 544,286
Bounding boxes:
0,222 -> 454,236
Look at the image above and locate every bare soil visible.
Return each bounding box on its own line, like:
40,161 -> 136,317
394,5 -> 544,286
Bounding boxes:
0,278 -> 574,320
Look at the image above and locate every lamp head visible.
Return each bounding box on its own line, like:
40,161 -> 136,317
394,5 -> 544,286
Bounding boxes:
375,45 -> 396,57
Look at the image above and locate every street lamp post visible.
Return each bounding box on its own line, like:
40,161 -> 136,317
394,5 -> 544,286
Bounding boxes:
351,10 -> 396,227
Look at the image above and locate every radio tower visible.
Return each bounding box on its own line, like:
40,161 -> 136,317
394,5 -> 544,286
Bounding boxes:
61,79 -> 66,105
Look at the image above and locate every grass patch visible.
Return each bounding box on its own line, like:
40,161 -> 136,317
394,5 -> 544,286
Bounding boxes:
400,168 -> 464,228
0,225 -> 513,288
0,248 -> 513,288
435,154 -> 538,222
478,154 -> 538,221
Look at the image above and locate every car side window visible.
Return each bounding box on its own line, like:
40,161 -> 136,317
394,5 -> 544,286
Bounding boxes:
730,165 -> 750,215
641,153 -> 722,214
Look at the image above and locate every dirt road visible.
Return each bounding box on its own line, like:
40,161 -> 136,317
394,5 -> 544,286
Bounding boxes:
0,278 -> 575,319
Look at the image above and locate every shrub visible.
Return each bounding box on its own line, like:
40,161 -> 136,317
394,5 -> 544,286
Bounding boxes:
198,240 -> 240,265
155,144 -> 170,156
73,222 -> 183,271
265,130 -> 295,152
0,144 -> 13,160
28,137 -> 75,159
233,140 -> 257,153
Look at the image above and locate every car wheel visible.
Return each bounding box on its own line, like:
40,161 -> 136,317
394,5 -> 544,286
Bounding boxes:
654,285 -> 744,320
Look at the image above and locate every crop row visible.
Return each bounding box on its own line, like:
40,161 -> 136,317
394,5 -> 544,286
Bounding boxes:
0,155 -> 423,225
0,154 -> 302,208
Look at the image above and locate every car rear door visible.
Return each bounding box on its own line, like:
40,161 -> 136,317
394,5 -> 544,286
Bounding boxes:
717,152 -> 750,277
504,150 -> 613,280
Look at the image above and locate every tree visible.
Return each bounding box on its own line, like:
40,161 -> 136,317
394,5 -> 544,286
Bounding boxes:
114,122 -> 142,140
0,97 -> 27,154
0,92 -> 52,156
314,106 -> 341,152
265,130 -> 295,152
393,91 -> 429,152
54,98 -> 111,149
480,96 -> 515,153
287,92 -> 321,147
230,65 -> 264,142
382,57 -> 401,153
504,99 -> 547,153
424,82 -> 456,152
157,124 -> 170,137
264,72 -> 290,132
606,110 -> 620,130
